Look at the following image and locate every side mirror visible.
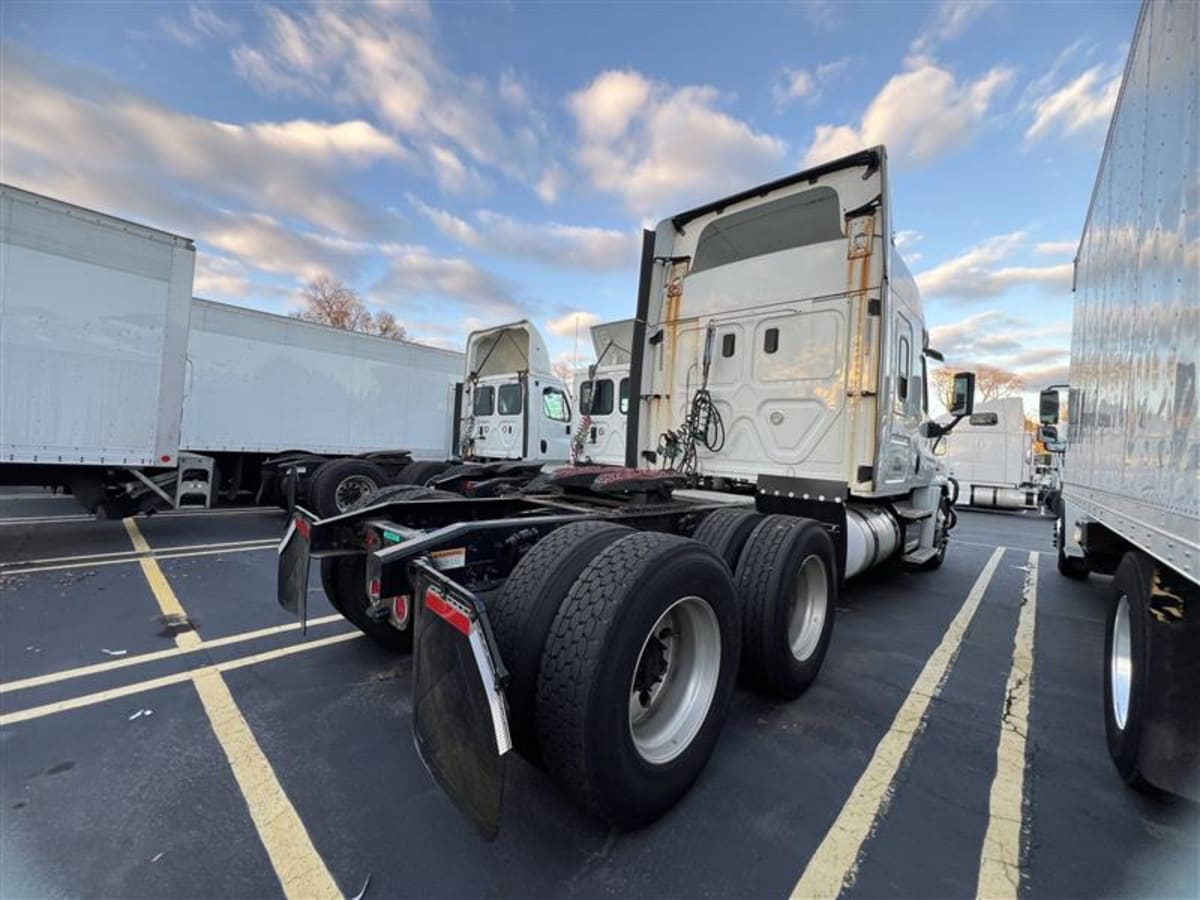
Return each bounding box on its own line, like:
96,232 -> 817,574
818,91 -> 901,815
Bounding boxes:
1039,424 -> 1058,444
949,372 -> 975,417
1039,388 -> 1060,425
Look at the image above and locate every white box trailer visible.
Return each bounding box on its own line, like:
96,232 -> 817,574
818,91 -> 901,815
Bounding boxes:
180,298 -> 463,510
0,183 -> 195,509
938,397 -> 1040,510
1040,0 -> 1198,800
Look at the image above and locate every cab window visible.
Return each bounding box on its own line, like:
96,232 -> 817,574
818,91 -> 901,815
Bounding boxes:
472,385 -> 494,416
543,387 -> 570,422
691,187 -> 843,274
619,378 -> 630,414
583,379 -> 614,415
498,383 -> 523,415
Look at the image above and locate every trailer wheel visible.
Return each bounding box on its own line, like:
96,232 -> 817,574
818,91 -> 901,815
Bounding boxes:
310,459 -> 388,518
490,521 -> 634,761
536,533 -> 740,827
735,515 -> 837,699
1105,552 -> 1154,791
320,555 -> 412,652
394,460 -> 451,486
691,507 -> 762,571
1057,514 -> 1090,579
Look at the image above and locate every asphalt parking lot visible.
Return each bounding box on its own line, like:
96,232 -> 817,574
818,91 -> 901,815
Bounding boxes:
1,491 -> 1197,899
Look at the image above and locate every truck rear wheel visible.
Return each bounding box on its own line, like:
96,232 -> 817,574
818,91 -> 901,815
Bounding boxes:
1104,552 -> 1153,791
691,507 -> 762,571
490,521 -> 634,761
736,515 -> 837,699
536,533 -> 740,827
394,460 -> 450,486
321,556 -> 412,652
310,459 -> 388,518
1057,515 -> 1090,579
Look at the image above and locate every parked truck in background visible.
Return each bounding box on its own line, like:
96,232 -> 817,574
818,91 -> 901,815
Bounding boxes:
0,184 -> 566,519
1039,0 -> 1198,801
0,184 -> 195,516
278,146 -> 978,836
938,397 -> 1041,511
182,297 -> 463,515
573,318 -> 633,465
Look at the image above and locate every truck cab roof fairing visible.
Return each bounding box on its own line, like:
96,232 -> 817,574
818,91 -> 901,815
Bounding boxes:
465,320 -> 553,379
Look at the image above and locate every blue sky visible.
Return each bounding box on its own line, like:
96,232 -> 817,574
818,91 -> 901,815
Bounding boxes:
1,0 -> 1138,396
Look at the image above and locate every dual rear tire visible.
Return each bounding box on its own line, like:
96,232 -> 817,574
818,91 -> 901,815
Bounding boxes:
488,510 -> 837,827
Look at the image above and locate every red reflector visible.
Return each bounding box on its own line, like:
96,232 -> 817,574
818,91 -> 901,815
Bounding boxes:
392,595 -> 409,624
424,587 -> 470,635
160,455 -> 171,463
294,516 -> 311,539
368,578 -> 381,600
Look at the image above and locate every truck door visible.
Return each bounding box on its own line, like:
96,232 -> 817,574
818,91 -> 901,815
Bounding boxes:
579,377 -> 617,463
535,381 -> 572,461
880,309 -> 920,487
468,379 -> 522,460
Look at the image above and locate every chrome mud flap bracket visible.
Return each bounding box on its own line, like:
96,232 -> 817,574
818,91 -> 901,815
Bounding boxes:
409,559 -> 512,840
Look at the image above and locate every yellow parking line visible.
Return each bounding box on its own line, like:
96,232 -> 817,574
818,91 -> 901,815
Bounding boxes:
977,551 -> 1039,899
0,630 -> 361,725
120,517 -> 342,899
790,546 -> 1007,900
1,614 -> 344,694
0,537 -> 277,570
124,518 -> 203,649
192,668 -> 342,898
4,541 -> 274,576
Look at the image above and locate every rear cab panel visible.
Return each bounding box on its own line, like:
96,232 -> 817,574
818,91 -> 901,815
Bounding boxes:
630,147 -> 931,500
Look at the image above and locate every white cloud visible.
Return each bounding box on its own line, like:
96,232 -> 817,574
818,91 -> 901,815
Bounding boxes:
772,58 -> 851,108
1035,239 -> 1078,256
546,311 -> 601,338
569,70 -> 787,216
230,3 -> 554,197
796,1 -> 842,32
1,48 -> 397,294
929,310 -> 1071,385
916,231 -> 1073,300
1024,65 -> 1120,145
535,164 -> 565,205
773,68 -> 815,105
804,59 -> 1012,167
159,3 -> 241,48
409,197 -> 638,270
373,245 -> 527,321
910,1 -> 997,55
194,253 -> 254,299
894,229 -> 923,249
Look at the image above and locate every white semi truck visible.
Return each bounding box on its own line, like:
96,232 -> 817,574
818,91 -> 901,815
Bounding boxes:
572,318 -> 633,466
0,184 -> 568,518
278,146 -> 979,836
1039,0 -> 1198,801
938,397 -> 1041,510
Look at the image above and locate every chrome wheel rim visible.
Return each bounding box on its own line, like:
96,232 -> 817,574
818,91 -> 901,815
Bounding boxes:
789,555 -> 828,662
335,475 -> 378,512
628,596 -> 722,765
1110,594 -> 1132,730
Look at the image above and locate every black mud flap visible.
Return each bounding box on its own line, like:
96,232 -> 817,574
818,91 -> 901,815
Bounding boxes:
277,510 -> 314,626
410,561 -> 511,840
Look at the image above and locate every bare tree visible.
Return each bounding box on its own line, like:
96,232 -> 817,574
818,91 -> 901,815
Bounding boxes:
552,360 -> 577,395
291,276 -> 407,341
975,364 -> 1026,401
932,363 -> 1026,410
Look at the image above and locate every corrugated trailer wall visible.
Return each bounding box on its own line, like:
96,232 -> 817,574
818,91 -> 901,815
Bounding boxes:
1068,0 -> 1199,540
